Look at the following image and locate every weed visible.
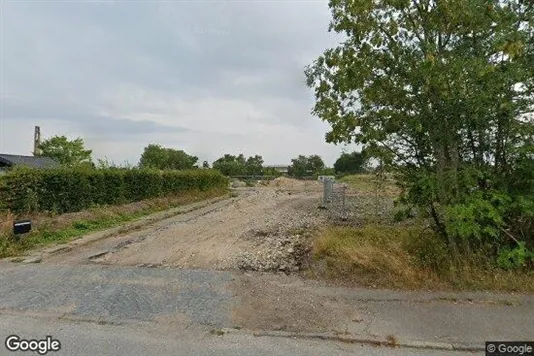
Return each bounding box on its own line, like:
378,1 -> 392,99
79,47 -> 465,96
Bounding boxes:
209,329 -> 225,336
386,334 -> 399,347
310,224 -> 534,292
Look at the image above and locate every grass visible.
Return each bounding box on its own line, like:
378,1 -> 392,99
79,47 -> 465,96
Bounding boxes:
338,174 -> 400,197
0,187 -> 228,258
310,223 -> 534,292
318,173 -> 534,292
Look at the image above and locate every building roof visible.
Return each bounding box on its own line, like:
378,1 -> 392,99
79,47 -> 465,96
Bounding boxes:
264,165 -> 289,168
0,154 -> 60,169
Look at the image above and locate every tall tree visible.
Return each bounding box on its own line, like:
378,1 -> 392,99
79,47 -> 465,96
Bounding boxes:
212,154 -> 265,176
38,136 -> 93,167
307,155 -> 326,174
212,154 -> 247,176
139,144 -> 198,170
288,155 -> 325,178
334,151 -> 368,175
288,155 -> 309,178
245,155 -> 264,175
306,0 -> 534,254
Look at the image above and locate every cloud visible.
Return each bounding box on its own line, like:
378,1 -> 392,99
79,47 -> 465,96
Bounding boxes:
1,0 -> 357,165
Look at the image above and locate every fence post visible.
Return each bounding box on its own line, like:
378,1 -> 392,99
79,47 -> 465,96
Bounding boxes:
342,184 -> 347,220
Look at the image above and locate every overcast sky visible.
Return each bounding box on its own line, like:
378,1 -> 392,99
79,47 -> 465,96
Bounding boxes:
0,0 -> 357,166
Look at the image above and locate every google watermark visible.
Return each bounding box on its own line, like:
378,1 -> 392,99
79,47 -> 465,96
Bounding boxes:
486,342 -> 534,356
5,335 -> 61,355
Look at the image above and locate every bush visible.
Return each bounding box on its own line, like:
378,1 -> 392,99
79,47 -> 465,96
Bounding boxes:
0,167 -> 228,215
497,242 -> 534,270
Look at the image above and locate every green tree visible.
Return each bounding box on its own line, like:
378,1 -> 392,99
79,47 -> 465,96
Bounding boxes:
139,144 -> 198,170
288,155 -> 325,178
212,154 -> 247,176
236,154 -> 246,165
245,155 -> 264,175
306,0 -> 534,256
334,151 -> 368,175
318,167 -> 336,176
38,136 -> 93,167
288,155 -> 308,178
212,154 -> 264,176
308,155 -> 326,174
96,157 -> 117,169
202,161 -> 210,169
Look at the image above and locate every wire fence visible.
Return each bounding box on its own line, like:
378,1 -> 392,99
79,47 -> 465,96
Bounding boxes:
321,178 -> 348,220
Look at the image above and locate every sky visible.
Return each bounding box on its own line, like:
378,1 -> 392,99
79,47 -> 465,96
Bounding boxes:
0,0 -> 358,166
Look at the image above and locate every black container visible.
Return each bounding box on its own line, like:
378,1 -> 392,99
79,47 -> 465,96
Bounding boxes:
13,220 -> 32,235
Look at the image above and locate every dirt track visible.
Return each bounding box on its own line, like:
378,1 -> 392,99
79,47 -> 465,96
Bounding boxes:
35,183 -> 363,334
43,185 -> 325,271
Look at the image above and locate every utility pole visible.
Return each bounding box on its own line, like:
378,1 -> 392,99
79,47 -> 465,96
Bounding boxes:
33,126 -> 42,156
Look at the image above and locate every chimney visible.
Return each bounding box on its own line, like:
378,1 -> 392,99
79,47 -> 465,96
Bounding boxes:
33,126 -> 42,156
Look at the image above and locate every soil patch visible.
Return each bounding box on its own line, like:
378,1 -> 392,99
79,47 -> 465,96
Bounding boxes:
232,272 -> 359,333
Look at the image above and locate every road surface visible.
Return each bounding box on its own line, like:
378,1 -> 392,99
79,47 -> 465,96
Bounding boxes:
0,314 -> 477,356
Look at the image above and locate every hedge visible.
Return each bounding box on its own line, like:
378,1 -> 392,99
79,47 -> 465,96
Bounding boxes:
0,167 -> 228,214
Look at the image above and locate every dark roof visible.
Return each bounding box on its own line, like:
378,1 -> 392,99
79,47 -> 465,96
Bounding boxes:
0,154 -> 60,169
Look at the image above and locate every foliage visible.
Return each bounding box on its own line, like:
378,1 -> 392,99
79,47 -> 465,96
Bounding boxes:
212,154 -> 265,176
262,167 -> 284,177
312,224 -> 534,291
497,242 -> 534,270
334,151 -> 368,175
96,157 -> 118,169
306,0 -> 534,261
38,135 -> 93,167
202,161 -> 210,168
212,154 -> 247,176
245,155 -> 264,175
317,167 -> 336,177
0,166 -> 228,214
139,144 -> 198,170
288,155 -> 325,178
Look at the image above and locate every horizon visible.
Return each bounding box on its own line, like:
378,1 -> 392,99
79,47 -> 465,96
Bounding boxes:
0,1 -> 360,167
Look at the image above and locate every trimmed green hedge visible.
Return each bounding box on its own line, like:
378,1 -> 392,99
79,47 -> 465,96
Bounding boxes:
0,167 -> 228,214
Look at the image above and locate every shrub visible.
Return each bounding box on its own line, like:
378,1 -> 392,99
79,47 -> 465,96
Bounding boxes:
497,242 -> 534,270
0,167 -> 228,215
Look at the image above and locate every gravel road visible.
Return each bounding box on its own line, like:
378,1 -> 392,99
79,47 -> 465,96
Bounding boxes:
43,187 -> 325,272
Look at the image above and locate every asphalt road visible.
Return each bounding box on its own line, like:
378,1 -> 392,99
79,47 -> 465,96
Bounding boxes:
0,264 -> 234,327
0,314 -> 479,356
0,263 -> 530,356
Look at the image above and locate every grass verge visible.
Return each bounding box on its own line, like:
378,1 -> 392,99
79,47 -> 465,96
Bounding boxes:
309,224 -> 534,292
0,187 -> 228,258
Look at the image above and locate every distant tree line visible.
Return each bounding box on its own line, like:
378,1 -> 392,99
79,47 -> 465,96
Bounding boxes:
211,154 -> 264,176
34,136 -> 369,178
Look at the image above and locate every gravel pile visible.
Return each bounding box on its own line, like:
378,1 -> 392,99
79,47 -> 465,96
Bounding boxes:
236,236 -> 304,272
233,199 -> 324,273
